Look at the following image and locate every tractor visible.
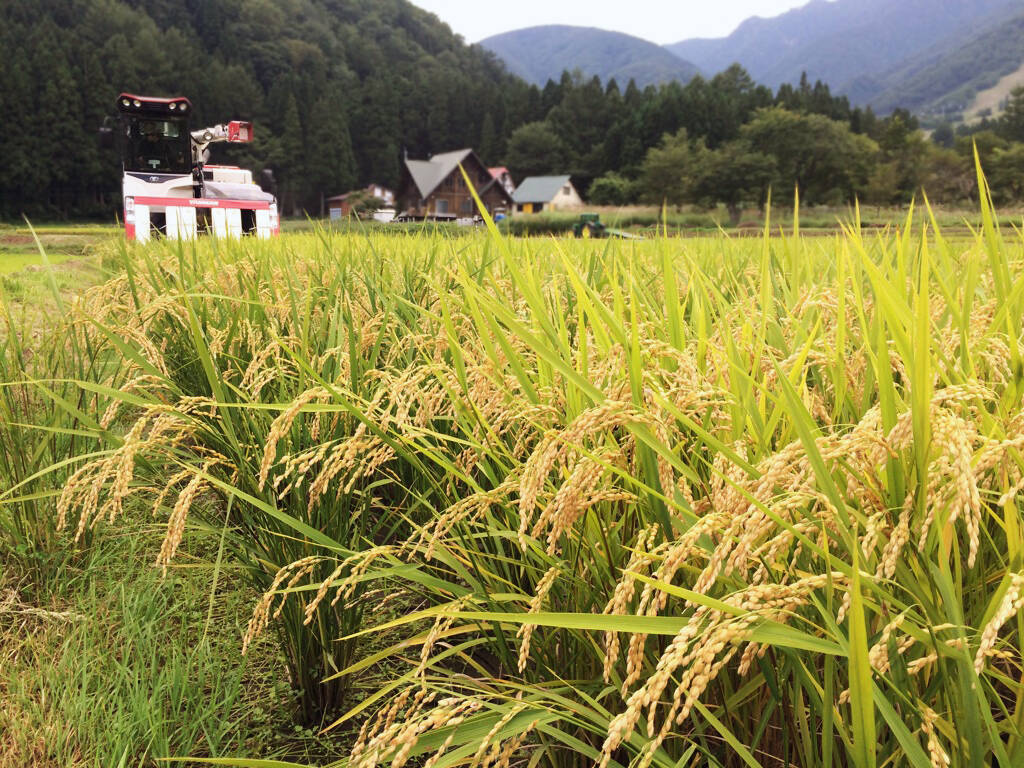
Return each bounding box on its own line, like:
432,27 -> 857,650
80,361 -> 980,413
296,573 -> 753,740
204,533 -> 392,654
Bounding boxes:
572,213 -> 639,240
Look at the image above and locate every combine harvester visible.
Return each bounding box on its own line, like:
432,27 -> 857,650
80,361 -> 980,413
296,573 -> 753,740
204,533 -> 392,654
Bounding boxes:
112,93 -> 278,242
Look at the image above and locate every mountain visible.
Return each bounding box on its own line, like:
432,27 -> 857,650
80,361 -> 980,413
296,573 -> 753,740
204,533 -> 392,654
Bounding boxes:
481,26 -> 701,88
667,0 -> 1021,101
856,10 -> 1024,116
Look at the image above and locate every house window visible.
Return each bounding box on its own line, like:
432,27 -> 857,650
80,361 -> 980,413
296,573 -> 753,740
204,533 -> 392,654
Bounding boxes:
460,198 -> 473,215
436,199 -> 449,214
562,185 -> 571,196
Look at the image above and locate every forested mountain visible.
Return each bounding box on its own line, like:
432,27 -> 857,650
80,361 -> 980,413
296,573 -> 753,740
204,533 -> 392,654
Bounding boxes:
667,0 -> 1021,103
852,10 -> 1024,116
481,26 -> 701,89
10,0 -> 1016,222
0,0 -> 541,217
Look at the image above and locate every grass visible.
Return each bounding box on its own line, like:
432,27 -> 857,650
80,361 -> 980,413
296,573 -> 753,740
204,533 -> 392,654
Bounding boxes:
0,249 -> 87,275
3,177 -> 1024,766
1,517 -> 276,766
0,226 -> 112,337
0,507 -> 411,766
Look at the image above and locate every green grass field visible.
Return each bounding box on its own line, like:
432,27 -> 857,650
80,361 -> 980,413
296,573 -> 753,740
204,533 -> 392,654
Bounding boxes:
3,191 -> 1024,767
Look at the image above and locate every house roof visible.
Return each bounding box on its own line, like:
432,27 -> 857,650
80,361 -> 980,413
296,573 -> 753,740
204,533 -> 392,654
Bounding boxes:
512,175 -> 573,204
327,184 -> 394,203
489,167 -> 510,178
405,149 -> 474,199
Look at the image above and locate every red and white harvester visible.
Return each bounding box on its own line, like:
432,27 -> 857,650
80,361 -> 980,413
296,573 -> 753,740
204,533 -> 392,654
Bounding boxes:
115,93 -> 279,242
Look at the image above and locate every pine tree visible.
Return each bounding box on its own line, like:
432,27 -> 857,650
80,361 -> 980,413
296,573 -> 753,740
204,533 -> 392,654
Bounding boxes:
1000,86 -> 1024,144
308,89 -> 358,207
479,113 -> 498,165
279,92 -> 305,215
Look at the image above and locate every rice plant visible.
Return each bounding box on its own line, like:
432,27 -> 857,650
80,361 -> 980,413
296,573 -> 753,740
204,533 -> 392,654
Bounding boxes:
9,169 -> 1024,765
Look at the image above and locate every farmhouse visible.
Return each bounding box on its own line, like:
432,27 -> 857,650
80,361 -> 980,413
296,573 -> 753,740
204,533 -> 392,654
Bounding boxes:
489,167 -> 516,196
511,175 -> 583,214
327,184 -> 395,219
397,149 -> 513,220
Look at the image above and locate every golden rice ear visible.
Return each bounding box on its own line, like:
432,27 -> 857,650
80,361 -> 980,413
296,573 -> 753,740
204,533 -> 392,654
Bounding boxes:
258,387 -> 330,490
516,565 -> 560,673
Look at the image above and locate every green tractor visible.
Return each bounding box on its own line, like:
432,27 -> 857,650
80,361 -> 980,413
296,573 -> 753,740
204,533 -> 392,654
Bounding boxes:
572,213 -> 607,238
572,213 -> 639,240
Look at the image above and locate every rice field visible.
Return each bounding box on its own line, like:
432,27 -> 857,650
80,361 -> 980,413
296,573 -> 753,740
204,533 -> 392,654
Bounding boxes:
3,180 -> 1024,767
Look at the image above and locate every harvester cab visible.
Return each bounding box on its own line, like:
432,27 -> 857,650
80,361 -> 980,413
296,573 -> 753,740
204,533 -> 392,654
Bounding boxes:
115,94 -> 278,242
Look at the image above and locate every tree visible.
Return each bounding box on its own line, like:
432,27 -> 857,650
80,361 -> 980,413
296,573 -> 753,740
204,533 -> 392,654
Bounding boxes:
931,122 -> 955,149
955,130 -> 1009,171
588,172 -> 639,206
275,92 -> 305,215
504,122 -> 569,181
873,113 -> 931,203
987,144 -> 1024,204
919,147 -> 974,203
546,72 -> 616,183
307,89 -> 358,210
692,141 -> 776,225
999,86 -> 1024,143
479,112 -> 499,165
740,108 -> 879,205
639,129 -> 705,207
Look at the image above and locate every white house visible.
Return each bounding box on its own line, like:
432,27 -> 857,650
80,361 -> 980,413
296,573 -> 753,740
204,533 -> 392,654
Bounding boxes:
511,175 -> 583,213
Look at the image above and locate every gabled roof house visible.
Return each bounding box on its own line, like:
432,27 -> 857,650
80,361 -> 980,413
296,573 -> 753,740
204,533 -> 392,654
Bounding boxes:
512,175 -> 583,213
397,149 -> 513,220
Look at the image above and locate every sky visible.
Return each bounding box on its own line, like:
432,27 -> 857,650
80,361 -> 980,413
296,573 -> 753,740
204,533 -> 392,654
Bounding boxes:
408,0 -> 813,45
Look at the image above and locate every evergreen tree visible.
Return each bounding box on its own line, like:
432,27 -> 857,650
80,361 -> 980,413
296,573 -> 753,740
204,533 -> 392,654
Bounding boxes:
278,92 -> 305,215
307,89 -> 358,209
479,112 -> 499,165
999,86 -> 1024,143
504,121 -> 568,181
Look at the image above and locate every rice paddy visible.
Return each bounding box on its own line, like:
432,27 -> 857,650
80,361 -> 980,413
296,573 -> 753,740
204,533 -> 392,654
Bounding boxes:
3,181 -> 1024,767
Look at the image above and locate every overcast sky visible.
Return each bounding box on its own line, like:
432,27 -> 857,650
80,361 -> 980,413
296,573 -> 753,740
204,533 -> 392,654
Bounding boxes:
408,0 -> 813,45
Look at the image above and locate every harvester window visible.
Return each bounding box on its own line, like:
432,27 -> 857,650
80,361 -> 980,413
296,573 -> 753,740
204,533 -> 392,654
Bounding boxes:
123,116 -> 190,174
241,209 -> 257,236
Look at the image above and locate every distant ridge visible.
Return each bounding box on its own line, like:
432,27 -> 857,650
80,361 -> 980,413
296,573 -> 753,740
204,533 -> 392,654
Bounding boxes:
666,0 -> 1022,111
858,10 -> 1024,117
481,25 -> 701,88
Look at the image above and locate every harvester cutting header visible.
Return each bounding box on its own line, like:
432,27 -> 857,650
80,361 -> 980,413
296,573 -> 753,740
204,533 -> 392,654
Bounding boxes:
115,93 -> 278,242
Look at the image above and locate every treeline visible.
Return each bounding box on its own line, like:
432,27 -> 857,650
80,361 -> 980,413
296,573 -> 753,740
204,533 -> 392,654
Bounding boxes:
3,0 -> 1023,220
520,72 -> 1024,215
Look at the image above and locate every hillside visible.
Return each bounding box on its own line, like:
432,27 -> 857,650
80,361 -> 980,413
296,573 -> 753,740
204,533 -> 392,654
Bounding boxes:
667,0 -> 1021,98
0,0 -> 538,218
966,62 -> 1024,122
861,10 -> 1024,116
481,25 -> 701,88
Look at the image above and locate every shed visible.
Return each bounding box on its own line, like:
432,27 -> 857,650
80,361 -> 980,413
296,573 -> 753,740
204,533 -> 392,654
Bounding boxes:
511,176 -> 582,213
